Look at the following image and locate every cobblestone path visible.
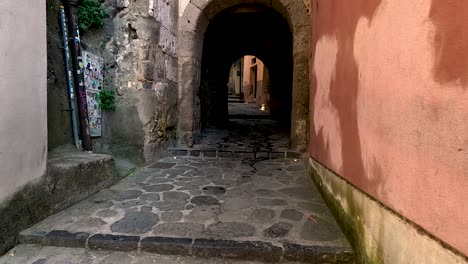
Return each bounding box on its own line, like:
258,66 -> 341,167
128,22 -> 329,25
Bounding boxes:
10,156 -> 354,263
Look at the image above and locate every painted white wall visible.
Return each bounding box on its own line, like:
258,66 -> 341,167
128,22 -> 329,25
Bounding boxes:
0,0 -> 47,203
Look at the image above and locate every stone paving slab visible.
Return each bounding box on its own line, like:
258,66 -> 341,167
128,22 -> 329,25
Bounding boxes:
191,119 -> 291,152
0,244 -> 306,264
19,157 -> 354,263
228,102 -> 270,117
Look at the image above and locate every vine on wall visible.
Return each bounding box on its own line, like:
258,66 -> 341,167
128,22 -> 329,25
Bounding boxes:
77,0 -> 106,31
98,90 -> 116,111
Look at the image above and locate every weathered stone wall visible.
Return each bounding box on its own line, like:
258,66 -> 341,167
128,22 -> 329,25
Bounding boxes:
82,0 -> 179,164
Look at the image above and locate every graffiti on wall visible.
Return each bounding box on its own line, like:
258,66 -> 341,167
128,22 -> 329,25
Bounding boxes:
83,51 -> 104,137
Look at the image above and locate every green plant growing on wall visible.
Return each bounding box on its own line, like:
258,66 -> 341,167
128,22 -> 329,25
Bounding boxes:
98,90 -> 116,111
77,0 -> 106,31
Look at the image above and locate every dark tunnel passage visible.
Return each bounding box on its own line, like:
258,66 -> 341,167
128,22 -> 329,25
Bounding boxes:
199,4 -> 293,131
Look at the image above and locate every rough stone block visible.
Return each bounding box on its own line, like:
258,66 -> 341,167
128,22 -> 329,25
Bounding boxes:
283,243 -> 356,263
255,152 -> 269,159
218,151 -> 233,158
252,0 -> 272,7
202,150 -> 217,157
189,0 -> 210,11
153,0 -> 178,34
201,0 -> 248,20
270,152 -> 286,159
18,229 -> 47,245
292,25 -> 310,56
135,16 -> 161,42
179,2 -> 209,33
286,1 -> 310,28
189,150 -> 201,157
271,0 -> 293,21
192,239 -> 282,262
138,47 -> 152,61
155,52 -> 168,80
178,30 -> 203,60
141,237 -> 192,255
136,61 -> 155,82
0,148 -> 119,254
165,55 -> 178,82
158,26 -> 177,57
88,234 -> 140,252
178,58 -> 202,91
233,151 -> 254,159
44,230 -> 90,248
169,149 -> 188,156
47,151 -> 119,209
116,0 -> 130,9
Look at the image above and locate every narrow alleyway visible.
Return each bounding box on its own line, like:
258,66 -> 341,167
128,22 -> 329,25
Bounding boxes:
2,105 -> 354,263
192,102 -> 290,153
2,0 -> 466,262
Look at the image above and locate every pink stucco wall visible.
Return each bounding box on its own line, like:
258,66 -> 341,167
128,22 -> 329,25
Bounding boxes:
309,0 -> 468,255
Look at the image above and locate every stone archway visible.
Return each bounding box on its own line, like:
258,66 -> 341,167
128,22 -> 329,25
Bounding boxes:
177,0 -> 310,151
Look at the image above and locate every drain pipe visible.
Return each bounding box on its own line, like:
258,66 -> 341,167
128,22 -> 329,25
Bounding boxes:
59,6 -> 80,148
61,0 -> 92,151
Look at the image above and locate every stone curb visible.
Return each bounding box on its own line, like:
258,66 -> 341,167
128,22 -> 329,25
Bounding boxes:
192,239 -> 282,262
45,230 -> 89,248
88,234 -> 140,252
168,148 -> 305,160
19,230 -> 355,263
141,236 -> 192,256
282,242 -> 356,263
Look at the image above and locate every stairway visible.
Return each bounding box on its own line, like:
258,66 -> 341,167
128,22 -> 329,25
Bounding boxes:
228,92 -> 244,103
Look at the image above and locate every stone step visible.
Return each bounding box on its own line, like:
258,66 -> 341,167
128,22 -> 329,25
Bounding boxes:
228,114 -> 270,119
167,148 -> 305,159
18,231 -> 353,263
228,99 -> 245,103
16,157 -> 355,263
0,146 -> 120,255
0,244 -> 310,264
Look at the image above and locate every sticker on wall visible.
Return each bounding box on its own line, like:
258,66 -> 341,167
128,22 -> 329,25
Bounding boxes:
83,51 -> 104,137
86,90 -> 102,137
83,51 -> 104,91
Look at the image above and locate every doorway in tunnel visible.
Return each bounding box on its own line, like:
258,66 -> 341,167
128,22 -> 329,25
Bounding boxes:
177,0 -> 310,151
199,4 -> 293,136
227,56 -> 270,118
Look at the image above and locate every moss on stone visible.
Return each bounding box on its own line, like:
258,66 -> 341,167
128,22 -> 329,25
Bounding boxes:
309,163 -> 385,264
0,177 -> 50,255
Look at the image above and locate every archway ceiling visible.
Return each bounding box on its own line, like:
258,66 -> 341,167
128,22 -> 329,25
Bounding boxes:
203,7 -> 292,71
